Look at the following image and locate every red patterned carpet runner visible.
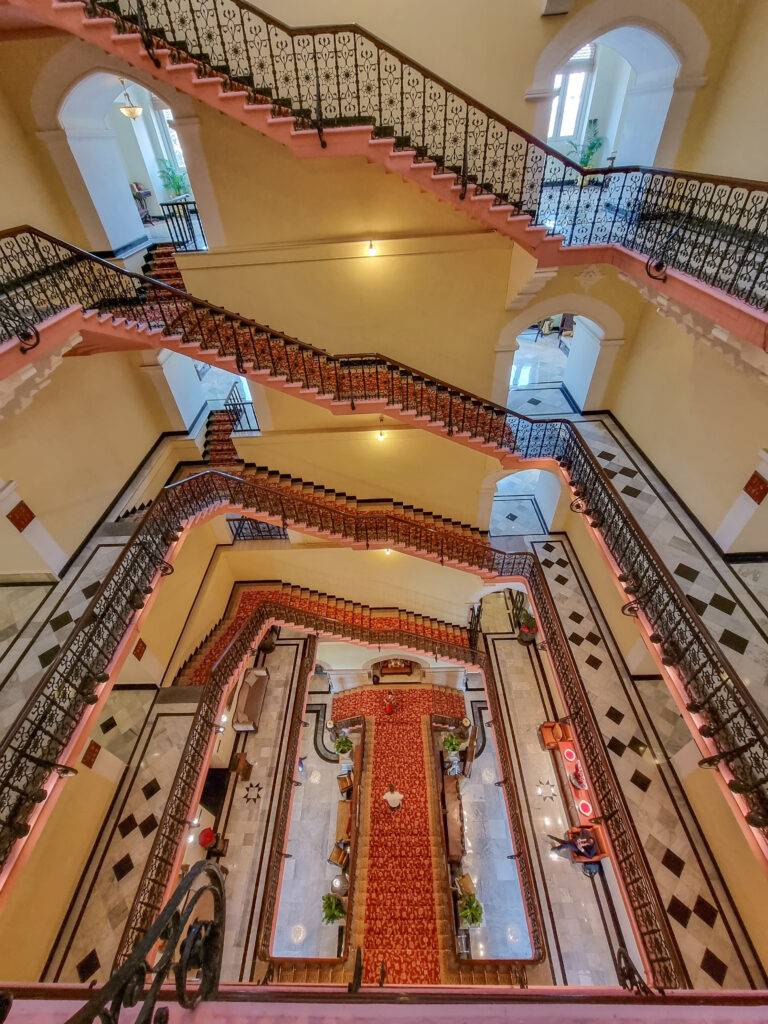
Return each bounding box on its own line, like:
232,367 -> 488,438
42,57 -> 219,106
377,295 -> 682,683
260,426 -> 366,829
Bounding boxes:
332,685 -> 465,985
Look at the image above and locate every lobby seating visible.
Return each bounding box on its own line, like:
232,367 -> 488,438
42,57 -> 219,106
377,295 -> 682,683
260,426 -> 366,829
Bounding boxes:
232,667 -> 269,732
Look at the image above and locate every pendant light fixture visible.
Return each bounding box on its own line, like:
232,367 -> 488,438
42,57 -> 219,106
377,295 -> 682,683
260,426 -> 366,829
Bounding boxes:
118,78 -> 143,120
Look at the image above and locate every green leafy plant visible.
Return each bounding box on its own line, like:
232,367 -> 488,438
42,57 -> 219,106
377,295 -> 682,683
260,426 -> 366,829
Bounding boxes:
443,732 -> 462,754
458,894 -> 484,927
518,609 -> 538,635
321,892 -> 346,924
334,734 -> 353,755
157,157 -> 190,197
567,118 -> 606,168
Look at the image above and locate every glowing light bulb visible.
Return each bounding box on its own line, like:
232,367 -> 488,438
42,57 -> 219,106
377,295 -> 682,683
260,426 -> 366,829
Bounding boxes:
384,548 -> 392,556
367,240 -> 377,256
376,416 -> 386,442
221,714 -> 228,723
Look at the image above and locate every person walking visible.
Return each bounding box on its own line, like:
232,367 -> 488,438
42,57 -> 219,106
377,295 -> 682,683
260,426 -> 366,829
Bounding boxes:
382,783 -> 404,812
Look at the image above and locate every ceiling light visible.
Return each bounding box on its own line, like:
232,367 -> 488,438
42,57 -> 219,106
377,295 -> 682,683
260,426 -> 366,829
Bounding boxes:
376,416 -> 386,442
118,79 -> 143,120
367,240 -> 377,256
384,548 -> 392,556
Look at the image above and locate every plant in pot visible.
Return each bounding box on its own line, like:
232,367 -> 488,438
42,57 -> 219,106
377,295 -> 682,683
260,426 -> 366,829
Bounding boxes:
334,734 -> 353,756
258,626 -> 279,655
458,894 -> 484,927
157,157 -> 190,198
443,732 -> 462,754
566,117 -> 606,170
321,892 -> 346,925
517,609 -> 538,645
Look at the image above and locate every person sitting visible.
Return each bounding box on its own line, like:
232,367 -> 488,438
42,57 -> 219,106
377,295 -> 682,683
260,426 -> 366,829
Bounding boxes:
547,828 -> 600,875
383,689 -> 396,715
382,783 -> 404,812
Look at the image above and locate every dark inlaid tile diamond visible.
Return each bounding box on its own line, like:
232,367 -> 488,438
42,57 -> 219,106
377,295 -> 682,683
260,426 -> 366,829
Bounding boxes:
674,563 -> 700,584
541,558 -> 554,568
527,398 -> 542,406
100,716 -> 117,734
118,814 -> 137,838
542,543 -> 555,552
693,896 -> 717,928
628,736 -> 648,758
597,450 -> 615,461
621,485 -> 642,498
618,467 -> 638,479
138,813 -> 159,838
50,610 -> 73,632
688,595 -> 708,616
505,512 -> 518,522
568,632 -> 584,646
701,949 -> 727,986
142,778 -> 160,800
603,468 -> 617,479
661,848 -> 685,877
554,574 -> 568,586
76,949 -> 100,983
667,896 -> 691,928
569,611 -> 584,624
113,853 -> 134,881
555,558 -> 568,567
38,644 -> 60,668
630,770 -> 651,792
606,706 -> 624,725
719,629 -> 748,656
585,654 -> 602,670
82,581 -> 100,599
710,594 -> 736,616
585,631 -> 601,646
607,736 -> 626,757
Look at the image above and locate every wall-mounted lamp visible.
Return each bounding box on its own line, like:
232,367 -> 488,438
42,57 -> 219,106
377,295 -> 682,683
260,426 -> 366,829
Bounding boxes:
367,240 -> 377,256
376,416 -> 386,442
383,548 -> 392,556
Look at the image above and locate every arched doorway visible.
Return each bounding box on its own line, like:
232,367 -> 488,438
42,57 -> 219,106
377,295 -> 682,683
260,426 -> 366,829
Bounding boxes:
489,469 -> 565,539
546,28 -> 680,168
58,72 -> 206,256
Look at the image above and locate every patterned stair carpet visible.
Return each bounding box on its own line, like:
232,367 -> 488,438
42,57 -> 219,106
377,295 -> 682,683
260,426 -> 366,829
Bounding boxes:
332,685 -> 466,985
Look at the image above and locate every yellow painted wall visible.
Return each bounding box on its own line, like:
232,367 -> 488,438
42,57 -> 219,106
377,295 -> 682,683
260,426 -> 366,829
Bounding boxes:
0,763 -> 116,980
605,305 -> 768,538
0,74 -> 82,241
179,232 -> 513,399
234,423 -> 499,528
685,0 -> 768,178
0,353 -> 172,557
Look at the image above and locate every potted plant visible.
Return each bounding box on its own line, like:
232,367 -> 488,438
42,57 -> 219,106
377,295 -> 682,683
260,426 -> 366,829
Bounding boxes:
567,117 -> 606,171
334,734 -> 353,755
321,892 -> 346,925
443,732 -> 462,754
157,157 -> 191,198
458,894 -> 484,927
517,609 -> 538,645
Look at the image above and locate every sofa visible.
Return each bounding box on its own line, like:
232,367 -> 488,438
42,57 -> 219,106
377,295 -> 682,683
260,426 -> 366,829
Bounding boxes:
232,667 -> 269,732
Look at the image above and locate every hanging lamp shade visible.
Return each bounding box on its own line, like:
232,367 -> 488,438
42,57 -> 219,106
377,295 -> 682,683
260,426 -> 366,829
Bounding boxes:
118,79 -> 143,120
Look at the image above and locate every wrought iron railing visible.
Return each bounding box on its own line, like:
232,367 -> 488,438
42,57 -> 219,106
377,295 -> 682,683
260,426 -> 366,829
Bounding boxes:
159,197 -> 207,252
226,516 -> 287,540
71,0 -> 768,307
2,224 -> 767,836
223,380 -> 259,432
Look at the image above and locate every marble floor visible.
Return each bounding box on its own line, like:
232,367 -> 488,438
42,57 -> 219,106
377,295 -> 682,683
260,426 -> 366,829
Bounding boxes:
481,596 -> 628,987
531,540 -> 765,989
0,582 -> 53,660
490,471 -> 547,538
272,688 -> 340,959
507,331 -> 575,418
460,704 -> 533,960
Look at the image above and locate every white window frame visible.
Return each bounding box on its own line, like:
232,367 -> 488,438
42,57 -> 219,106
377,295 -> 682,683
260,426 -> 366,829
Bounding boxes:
547,44 -> 595,149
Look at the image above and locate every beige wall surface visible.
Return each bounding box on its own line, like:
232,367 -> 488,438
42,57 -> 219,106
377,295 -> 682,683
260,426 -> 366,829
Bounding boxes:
0,74 -> 82,240
605,305 -> 768,537
0,353 -> 172,557
0,761 -> 116,979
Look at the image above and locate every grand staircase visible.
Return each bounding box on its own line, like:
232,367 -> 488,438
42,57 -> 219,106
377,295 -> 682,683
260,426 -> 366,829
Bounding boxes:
2,224 -> 767,872
6,0 -> 768,345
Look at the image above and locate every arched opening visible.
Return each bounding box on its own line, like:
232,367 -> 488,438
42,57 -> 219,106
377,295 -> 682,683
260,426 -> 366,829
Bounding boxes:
545,27 -> 681,167
58,72 -> 206,256
507,313 -> 607,415
489,469 -> 566,539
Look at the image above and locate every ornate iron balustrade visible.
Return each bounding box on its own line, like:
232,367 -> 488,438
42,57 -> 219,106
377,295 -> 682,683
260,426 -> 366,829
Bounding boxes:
66,0 -> 768,307
159,197 -> 208,252
223,379 -> 259,432
2,225 -> 766,834
226,515 -> 287,540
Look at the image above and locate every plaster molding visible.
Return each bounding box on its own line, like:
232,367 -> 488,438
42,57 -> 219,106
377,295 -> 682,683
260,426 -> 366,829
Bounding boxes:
0,332 -> 83,421
619,274 -> 768,386
506,266 -> 560,311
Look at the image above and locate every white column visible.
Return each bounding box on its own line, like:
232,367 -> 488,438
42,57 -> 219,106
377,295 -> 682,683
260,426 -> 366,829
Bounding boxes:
0,480 -> 67,575
36,128 -> 111,251
562,317 -> 624,411
714,450 -> 768,553
138,350 -> 202,430
170,115 -> 226,249
491,336 -> 519,406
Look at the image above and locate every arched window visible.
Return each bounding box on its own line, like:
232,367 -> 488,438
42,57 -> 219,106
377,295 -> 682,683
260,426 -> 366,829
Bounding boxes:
548,43 -> 595,147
